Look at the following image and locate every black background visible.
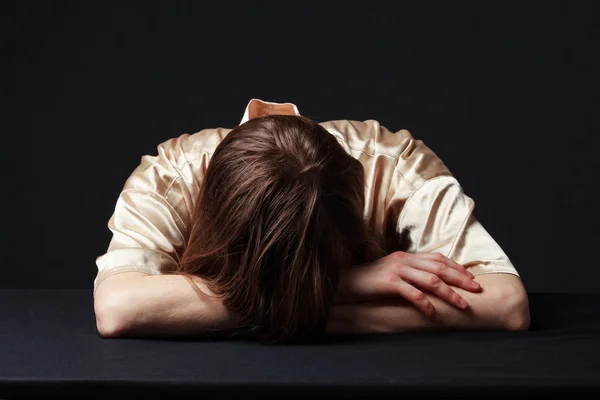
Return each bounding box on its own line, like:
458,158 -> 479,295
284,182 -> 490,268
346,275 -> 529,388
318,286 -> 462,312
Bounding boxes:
3,1 -> 598,292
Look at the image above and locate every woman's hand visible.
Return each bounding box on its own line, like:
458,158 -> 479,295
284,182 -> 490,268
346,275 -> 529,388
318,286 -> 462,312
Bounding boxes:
335,251 -> 481,321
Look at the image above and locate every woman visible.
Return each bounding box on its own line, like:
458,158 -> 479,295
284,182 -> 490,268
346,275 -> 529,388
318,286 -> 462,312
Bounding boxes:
93,98 -> 529,344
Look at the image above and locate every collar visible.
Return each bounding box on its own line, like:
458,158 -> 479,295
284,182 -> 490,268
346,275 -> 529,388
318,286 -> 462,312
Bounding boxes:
239,98 -> 301,125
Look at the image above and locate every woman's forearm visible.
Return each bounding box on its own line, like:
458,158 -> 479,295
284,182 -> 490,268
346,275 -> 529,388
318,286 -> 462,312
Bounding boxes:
98,271 -> 528,339
96,272 -> 241,338
326,274 -> 530,335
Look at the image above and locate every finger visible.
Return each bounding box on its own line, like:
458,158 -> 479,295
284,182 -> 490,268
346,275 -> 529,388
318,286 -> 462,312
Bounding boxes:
392,280 -> 437,321
399,267 -> 469,309
418,252 -> 475,278
416,252 -> 475,278
411,256 -> 480,292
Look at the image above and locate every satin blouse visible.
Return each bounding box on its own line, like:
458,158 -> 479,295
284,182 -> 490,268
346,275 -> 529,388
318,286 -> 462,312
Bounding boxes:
94,98 -> 520,294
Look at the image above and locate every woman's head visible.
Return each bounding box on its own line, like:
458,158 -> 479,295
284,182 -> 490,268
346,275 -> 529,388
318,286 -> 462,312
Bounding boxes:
171,115 -> 385,343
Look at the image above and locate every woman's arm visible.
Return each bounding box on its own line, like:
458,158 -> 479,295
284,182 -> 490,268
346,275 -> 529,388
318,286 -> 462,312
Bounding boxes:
94,272 -> 241,338
326,273 -> 530,335
95,265 -> 528,339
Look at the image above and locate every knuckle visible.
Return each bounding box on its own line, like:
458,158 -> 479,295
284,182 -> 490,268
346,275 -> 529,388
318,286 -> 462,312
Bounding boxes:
384,271 -> 399,283
392,251 -> 407,262
434,262 -> 447,274
426,303 -> 435,315
412,290 -> 425,301
432,252 -> 445,261
429,274 -> 441,286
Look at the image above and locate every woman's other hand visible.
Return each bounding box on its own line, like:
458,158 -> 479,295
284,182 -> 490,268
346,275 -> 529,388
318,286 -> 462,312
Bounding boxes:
336,251 -> 481,321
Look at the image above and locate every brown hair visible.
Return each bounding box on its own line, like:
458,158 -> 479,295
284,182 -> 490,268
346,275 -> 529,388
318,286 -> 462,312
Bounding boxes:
165,115 -> 387,343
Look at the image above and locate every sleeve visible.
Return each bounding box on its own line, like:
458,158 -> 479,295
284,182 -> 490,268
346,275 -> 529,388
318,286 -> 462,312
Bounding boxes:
395,175 -> 520,277
94,140 -> 194,295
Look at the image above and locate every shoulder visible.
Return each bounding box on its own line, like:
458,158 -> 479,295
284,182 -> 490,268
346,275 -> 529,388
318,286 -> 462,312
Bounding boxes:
153,127 -> 233,170
319,119 -> 452,191
123,127 -> 232,215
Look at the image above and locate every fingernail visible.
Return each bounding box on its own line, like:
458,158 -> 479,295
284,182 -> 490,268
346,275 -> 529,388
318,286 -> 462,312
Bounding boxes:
460,299 -> 469,308
471,280 -> 480,288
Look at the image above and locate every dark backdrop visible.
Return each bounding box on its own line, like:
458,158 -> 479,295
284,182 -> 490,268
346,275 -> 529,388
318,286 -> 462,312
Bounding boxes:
3,1 -> 598,292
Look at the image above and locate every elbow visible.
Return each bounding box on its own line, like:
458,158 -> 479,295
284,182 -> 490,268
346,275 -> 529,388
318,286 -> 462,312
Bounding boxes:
498,284 -> 531,331
96,312 -> 124,338
94,291 -> 130,338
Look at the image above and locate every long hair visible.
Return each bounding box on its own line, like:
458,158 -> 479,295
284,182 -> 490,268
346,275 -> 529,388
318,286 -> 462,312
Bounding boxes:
163,115 -> 387,343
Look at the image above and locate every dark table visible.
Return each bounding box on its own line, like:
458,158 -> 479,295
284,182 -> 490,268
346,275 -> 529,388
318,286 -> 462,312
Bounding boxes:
1,290 -> 599,399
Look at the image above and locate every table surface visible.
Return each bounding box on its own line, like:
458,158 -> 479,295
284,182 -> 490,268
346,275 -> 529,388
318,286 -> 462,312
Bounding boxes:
1,289 -> 599,399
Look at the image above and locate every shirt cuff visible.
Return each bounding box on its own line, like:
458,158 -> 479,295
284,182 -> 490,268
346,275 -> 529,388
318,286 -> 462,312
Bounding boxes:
93,266 -> 156,296
94,248 -> 178,295
463,261 -> 521,278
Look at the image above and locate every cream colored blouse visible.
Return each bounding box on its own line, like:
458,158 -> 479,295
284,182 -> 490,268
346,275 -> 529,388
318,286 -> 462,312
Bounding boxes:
94,98 -> 520,294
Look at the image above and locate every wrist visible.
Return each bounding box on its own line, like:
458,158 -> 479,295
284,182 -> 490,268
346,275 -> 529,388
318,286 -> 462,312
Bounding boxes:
326,304 -> 356,335
335,265 -> 361,304
326,303 -> 383,335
